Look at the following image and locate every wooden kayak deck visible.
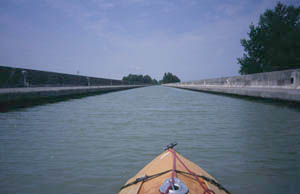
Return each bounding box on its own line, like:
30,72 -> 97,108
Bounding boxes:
119,148 -> 228,194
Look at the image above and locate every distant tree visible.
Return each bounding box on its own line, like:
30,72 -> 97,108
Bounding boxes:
238,2 -> 300,74
122,75 -> 129,81
152,79 -> 158,85
143,75 -> 152,84
122,74 -> 142,84
122,74 -> 157,84
160,72 -> 180,84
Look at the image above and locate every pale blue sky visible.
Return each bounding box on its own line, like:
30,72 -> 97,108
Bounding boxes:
1,0 -> 299,81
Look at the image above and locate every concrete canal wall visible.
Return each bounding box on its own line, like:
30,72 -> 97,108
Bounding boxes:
0,66 -> 138,88
0,66 -> 147,110
166,69 -> 300,102
0,85 -> 144,104
0,85 -> 145,111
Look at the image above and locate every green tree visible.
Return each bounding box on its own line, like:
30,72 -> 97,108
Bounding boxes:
152,79 -> 158,85
160,72 -> 180,84
122,74 -> 157,84
238,2 -> 300,75
143,75 -> 152,84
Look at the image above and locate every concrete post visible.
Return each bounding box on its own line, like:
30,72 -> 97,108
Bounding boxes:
291,71 -> 300,88
21,70 -> 29,87
86,77 -> 90,86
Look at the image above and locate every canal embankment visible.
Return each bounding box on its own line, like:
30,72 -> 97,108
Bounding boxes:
0,66 -> 147,110
165,69 -> 300,102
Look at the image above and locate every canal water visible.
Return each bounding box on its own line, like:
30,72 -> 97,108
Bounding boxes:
0,86 -> 299,194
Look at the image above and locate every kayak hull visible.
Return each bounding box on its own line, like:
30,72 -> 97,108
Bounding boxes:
119,149 -> 227,194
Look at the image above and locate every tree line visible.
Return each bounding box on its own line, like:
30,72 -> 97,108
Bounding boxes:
122,72 -> 180,85
238,2 -> 300,74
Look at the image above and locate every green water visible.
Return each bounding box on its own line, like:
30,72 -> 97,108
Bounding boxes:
0,86 -> 299,193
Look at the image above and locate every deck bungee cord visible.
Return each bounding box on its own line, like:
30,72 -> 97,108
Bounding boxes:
120,143 -> 230,194
168,148 -> 215,194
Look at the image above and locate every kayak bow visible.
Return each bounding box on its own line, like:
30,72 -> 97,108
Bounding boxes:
119,143 -> 229,194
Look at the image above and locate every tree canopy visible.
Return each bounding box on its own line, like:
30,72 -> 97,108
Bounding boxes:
152,79 -> 158,85
160,72 -> 180,84
238,2 -> 300,75
122,74 -> 158,84
123,72 -> 180,85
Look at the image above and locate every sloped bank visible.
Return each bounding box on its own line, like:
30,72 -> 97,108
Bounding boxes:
165,69 -> 300,102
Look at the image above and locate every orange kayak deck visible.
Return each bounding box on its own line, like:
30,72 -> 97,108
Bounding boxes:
119,149 -> 228,194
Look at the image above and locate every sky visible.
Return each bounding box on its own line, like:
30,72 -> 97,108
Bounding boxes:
1,0 -> 299,81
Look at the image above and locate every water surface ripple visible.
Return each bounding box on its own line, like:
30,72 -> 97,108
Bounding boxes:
0,86 -> 299,193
